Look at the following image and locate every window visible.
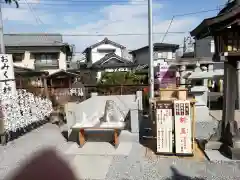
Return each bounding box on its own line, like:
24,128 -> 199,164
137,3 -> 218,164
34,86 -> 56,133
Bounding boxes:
157,52 -> 168,59
193,80 -> 203,86
12,53 -> 24,62
97,49 -> 116,53
162,52 -> 168,58
186,65 -> 195,71
35,53 -> 59,63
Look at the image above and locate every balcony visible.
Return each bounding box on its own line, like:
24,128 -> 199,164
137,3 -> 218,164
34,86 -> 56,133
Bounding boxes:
34,60 -> 59,70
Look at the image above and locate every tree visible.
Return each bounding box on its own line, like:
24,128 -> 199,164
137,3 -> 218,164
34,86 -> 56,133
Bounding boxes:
5,0 -> 19,8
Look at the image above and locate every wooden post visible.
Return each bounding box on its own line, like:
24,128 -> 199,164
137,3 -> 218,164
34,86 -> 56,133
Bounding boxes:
42,75 -> 49,99
114,129 -> 119,148
191,100 -> 196,152
68,78 -> 72,88
19,77 -> 22,88
79,129 -> 85,147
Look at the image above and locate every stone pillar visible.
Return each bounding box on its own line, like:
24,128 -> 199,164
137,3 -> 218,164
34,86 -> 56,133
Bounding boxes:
129,102 -> 140,133
179,65 -> 186,87
136,91 -> 143,111
201,66 -> 208,87
237,62 -> 240,109
208,64 -> 214,72
205,60 -> 240,160
208,63 -> 214,89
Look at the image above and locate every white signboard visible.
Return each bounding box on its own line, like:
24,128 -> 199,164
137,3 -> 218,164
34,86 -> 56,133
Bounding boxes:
0,54 -> 16,96
105,68 -> 129,72
69,88 -> 84,97
174,100 -> 192,155
156,103 -> 173,153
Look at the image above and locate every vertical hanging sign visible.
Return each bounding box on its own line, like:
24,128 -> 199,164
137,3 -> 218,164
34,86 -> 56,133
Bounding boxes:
156,102 -> 173,153
174,100 -> 193,155
155,62 -> 176,88
0,54 -> 16,96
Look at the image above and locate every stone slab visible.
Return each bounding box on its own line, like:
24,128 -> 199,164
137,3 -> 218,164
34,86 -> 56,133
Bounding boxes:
204,150 -> 234,162
70,155 -> 112,179
119,131 -> 139,142
205,141 -> 222,150
65,142 -> 132,156
210,110 -> 240,128
195,121 -> 218,140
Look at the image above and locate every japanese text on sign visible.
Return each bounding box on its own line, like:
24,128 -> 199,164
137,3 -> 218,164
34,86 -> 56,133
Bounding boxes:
0,54 -> 16,95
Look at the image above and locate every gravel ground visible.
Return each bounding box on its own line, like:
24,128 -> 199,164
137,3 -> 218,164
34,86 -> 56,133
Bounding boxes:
1,123 -> 240,180
106,142 -> 240,180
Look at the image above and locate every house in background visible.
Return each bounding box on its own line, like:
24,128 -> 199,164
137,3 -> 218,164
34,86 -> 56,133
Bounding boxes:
81,38 -> 136,81
4,33 -> 73,75
129,43 -> 179,67
194,36 -> 224,70
167,36 -> 223,71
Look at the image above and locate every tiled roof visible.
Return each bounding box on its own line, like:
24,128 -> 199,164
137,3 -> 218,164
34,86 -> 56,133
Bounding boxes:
3,33 -> 64,46
92,53 -> 133,66
130,43 -> 179,54
82,37 -> 126,53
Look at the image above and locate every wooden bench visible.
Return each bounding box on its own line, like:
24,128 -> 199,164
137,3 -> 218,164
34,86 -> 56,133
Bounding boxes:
78,127 -> 120,148
71,121 -> 125,148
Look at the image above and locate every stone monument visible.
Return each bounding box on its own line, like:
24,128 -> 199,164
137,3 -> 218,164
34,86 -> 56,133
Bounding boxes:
184,62 -> 223,139
186,62 -> 210,122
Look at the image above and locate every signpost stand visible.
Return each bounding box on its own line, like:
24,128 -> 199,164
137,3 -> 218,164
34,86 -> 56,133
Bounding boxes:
150,88 -> 196,156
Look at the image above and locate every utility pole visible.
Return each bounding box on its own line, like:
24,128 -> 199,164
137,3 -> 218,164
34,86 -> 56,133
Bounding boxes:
0,2 -> 5,54
148,0 -> 154,99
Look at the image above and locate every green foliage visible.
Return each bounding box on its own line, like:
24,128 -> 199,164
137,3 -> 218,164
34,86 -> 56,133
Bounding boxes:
5,0 -> 19,8
99,71 -> 147,85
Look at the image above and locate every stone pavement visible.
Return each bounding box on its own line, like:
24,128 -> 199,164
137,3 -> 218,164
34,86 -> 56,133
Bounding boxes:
1,124 -> 240,180
210,110 -> 240,128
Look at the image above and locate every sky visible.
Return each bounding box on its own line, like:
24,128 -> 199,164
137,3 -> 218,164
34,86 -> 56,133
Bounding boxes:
2,0 -> 228,53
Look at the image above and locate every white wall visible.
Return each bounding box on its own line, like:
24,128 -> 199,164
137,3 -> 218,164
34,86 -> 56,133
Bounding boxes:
14,51 -> 34,69
13,50 -> 67,75
91,44 -> 122,64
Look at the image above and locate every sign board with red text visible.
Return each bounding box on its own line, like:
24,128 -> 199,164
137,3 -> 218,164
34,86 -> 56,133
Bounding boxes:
156,103 -> 173,153
174,100 -> 193,155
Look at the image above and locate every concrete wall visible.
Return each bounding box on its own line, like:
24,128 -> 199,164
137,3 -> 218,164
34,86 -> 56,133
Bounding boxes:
195,36 -> 214,58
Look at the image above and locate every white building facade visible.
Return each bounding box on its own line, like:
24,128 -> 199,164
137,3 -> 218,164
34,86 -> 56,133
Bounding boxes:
82,38 -> 134,80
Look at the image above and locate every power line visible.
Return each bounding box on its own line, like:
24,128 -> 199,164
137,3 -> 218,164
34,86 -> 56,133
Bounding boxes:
2,3 -> 226,13
2,1 -> 227,8
61,32 -> 188,36
2,2 -> 149,6
23,0 -> 44,25
159,4 -> 226,43
4,32 -> 188,37
161,16 -> 174,43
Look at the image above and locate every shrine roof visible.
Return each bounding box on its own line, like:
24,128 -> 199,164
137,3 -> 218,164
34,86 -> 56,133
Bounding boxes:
190,1 -> 240,39
47,69 -> 80,79
14,65 -> 49,77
